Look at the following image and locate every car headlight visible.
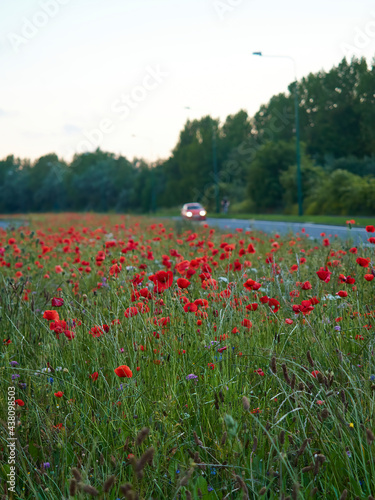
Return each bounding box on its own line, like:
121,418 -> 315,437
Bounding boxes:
199,210 -> 206,216
186,211 -> 193,217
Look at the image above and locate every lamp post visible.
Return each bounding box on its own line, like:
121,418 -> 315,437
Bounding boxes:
252,52 -> 303,216
131,134 -> 156,213
185,107 -> 220,213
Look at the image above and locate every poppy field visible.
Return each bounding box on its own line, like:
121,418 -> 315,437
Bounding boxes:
1,213 -> 375,500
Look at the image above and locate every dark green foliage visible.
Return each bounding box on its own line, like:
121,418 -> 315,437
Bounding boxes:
1,57 -> 375,215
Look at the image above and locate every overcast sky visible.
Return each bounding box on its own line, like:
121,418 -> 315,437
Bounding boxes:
1,0 -> 374,163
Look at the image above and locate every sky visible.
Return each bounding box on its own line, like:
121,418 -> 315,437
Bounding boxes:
0,0 -> 374,163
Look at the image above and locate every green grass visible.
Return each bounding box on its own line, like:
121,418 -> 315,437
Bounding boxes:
1,213 -> 375,499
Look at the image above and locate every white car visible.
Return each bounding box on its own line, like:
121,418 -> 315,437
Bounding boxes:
181,203 -> 207,221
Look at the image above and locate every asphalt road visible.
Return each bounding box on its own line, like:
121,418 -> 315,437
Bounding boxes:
203,217 -> 369,244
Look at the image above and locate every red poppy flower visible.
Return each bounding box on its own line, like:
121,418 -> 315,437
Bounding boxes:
54,391 -> 64,397
149,270 -> 173,293
64,330 -> 75,340
51,297 -> 64,307
114,365 -> 133,378
177,278 -> 191,289
243,279 -> 261,291
43,310 -> 60,321
366,225 -> 375,233
247,244 -> 256,254
311,371 -> 320,378
218,346 -> 228,353
356,257 -> 370,268
364,274 -> 374,282
246,303 -> 258,311
336,290 -> 348,298
124,307 -> 139,318
90,372 -> 99,381
89,326 -> 104,337
316,267 -> 331,283
109,263 -> 122,277
268,298 -> 280,313
14,399 -> 25,406
184,303 -> 197,313
241,318 -> 252,328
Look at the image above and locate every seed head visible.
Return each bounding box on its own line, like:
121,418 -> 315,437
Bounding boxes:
103,475 -> 115,493
81,484 -> 99,496
282,363 -> 291,385
340,390 -> 346,404
320,408 -> 330,420
242,396 -> 250,411
292,483 -> 299,500
221,431 -> 227,446
69,479 -> 77,497
366,428 -> 375,445
302,465 -> 314,473
270,356 -> 277,374
136,427 -> 150,446
307,351 -> 314,367
193,431 -> 203,446
279,430 -> 285,445
71,468 -> 82,482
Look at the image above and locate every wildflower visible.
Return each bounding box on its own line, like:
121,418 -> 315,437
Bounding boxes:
54,391 -> 63,398
124,307 -> 139,318
114,365 -> 133,378
356,257 -> 370,268
90,372 -> 99,381
186,374 -> 198,380
177,278 -> 190,288
255,368 -> 265,376
89,326 -> 104,337
316,267 -> 332,283
51,297 -> 64,307
43,310 -> 59,321
9,361 -> 19,367
14,399 -> 25,406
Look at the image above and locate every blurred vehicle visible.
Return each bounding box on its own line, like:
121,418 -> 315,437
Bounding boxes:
181,203 -> 206,221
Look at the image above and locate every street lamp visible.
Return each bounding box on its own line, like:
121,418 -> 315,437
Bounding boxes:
184,107 -> 220,213
252,52 -> 303,216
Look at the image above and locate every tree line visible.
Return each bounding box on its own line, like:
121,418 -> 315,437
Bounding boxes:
1,57 -> 375,216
